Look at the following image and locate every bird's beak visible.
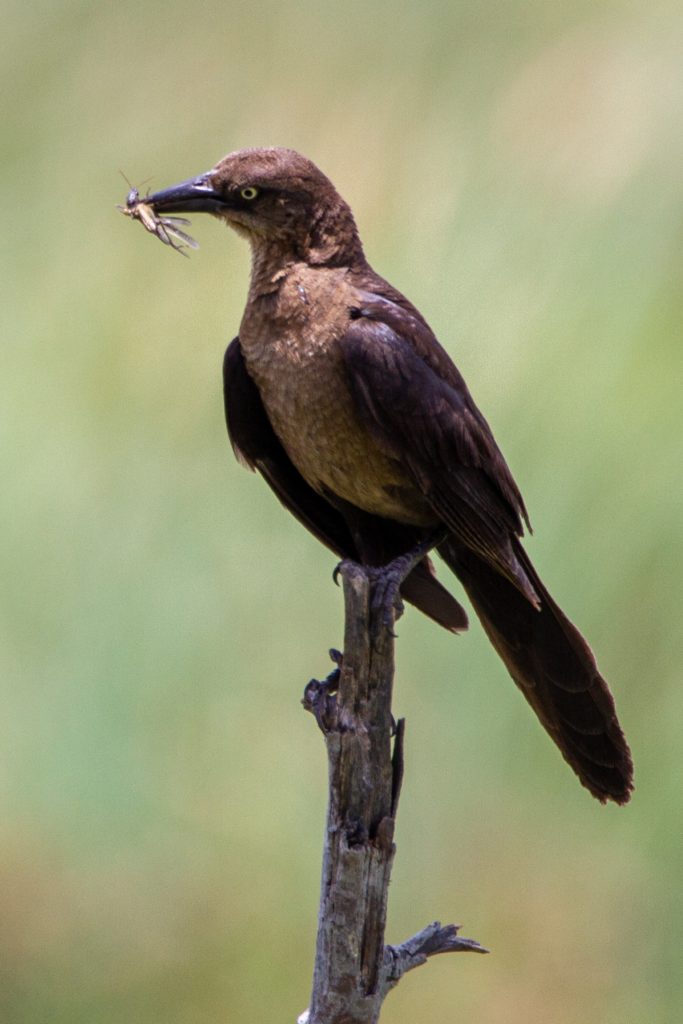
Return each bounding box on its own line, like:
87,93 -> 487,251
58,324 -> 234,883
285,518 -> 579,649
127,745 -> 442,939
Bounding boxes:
144,173 -> 226,214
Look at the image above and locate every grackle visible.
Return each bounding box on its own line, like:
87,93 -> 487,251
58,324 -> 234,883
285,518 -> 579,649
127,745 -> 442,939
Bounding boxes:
140,147 -> 633,804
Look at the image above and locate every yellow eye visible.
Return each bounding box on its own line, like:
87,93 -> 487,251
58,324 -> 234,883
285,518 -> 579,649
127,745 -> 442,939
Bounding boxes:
240,186 -> 259,201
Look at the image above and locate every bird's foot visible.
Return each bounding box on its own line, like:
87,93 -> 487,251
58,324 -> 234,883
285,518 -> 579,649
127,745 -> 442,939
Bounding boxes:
334,534 -> 446,635
370,530 -> 450,632
333,558 -> 402,634
368,561 -> 407,635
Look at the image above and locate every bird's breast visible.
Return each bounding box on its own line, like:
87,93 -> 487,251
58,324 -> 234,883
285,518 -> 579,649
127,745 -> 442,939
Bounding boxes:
238,270 -> 435,526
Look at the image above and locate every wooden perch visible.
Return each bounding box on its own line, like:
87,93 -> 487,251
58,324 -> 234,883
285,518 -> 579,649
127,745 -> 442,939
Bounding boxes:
299,562 -> 487,1024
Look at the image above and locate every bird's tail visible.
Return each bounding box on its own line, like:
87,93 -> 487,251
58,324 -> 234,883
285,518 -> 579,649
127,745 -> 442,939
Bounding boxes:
402,557 -> 469,634
438,537 -> 633,804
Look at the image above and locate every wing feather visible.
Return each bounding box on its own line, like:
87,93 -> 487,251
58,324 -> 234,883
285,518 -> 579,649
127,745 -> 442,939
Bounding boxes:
340,304 -> 537,602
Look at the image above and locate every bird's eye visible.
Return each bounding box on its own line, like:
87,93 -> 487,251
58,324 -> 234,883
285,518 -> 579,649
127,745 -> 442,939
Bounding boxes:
240,186 -> 259,201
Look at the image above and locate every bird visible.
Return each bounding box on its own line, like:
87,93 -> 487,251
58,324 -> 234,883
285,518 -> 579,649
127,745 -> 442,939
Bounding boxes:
141,146 -> 633,805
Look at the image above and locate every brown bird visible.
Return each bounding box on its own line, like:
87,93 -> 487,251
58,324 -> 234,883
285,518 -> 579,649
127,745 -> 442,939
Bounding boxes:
141,147 -> 633,805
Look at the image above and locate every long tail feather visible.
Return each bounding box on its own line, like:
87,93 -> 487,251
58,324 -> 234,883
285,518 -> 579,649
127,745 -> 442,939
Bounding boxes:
439,538 -> 633,804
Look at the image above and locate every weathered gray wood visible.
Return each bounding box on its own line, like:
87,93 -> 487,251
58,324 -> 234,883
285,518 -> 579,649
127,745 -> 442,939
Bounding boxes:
381,920 -> 488,998
299,562 -> 486,1024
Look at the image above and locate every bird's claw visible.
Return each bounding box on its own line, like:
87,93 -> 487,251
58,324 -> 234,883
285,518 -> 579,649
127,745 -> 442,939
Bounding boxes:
369,566 -> 404,635
333,559 -> 363,587
333,558 -> 413,635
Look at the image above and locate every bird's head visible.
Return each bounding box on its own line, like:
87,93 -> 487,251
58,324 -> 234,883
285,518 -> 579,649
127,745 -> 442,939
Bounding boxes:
144,147 -> 365,268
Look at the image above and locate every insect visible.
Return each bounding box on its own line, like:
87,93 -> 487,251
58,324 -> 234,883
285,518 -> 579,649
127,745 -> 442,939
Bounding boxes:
117,174 -> 199,256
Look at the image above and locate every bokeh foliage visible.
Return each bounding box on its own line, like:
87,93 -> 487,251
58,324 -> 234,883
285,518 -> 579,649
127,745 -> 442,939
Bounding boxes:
1,1 -> 682,1021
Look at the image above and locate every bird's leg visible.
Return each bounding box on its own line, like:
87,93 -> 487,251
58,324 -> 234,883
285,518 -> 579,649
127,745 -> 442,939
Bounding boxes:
369,529 -> 449,632
335,529 -> 449,635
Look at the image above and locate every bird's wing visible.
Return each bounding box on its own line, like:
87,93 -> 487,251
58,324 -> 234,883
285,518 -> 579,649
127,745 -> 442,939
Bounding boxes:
340,296 -> 537,602
223,337 -> 467,632
223,337 -> 357,556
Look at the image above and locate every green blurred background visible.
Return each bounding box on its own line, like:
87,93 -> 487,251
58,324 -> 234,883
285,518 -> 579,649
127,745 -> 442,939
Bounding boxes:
2,1 -> 682,1020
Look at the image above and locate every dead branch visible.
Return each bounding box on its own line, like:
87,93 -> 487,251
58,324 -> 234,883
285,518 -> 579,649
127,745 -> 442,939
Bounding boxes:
299,562 -> 486,1024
